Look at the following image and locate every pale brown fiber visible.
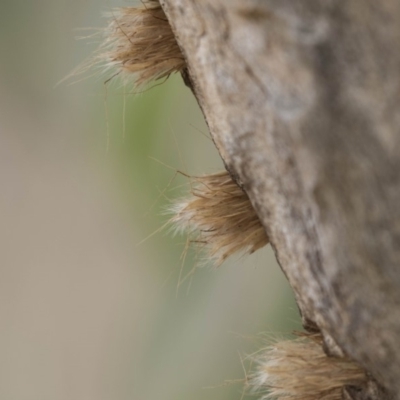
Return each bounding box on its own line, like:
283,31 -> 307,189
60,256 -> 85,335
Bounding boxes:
251,333 -> 367,400
101,0 -> 185,86
170,170 -> 269,266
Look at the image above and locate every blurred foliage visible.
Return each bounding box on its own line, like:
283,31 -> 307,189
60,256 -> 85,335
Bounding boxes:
0,1 -> 302,399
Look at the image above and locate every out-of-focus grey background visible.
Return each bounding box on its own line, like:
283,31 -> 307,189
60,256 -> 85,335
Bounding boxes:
0,1 -> 301,399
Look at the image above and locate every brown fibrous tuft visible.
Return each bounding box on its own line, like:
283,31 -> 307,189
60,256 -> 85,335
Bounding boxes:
251,333 -> 367,400
100,0 -> 185,86
170,170 -> 269,266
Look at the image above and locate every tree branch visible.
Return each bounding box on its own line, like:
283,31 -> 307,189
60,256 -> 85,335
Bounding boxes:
161,0 -> 400,397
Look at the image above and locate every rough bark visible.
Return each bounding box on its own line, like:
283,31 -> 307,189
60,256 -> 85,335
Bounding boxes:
160,0 -> 400,398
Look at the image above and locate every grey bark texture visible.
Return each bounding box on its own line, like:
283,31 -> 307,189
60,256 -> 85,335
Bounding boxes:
160,0 -> 400,398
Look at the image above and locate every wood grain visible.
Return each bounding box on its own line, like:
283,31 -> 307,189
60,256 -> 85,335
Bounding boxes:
161,1 -> 400,398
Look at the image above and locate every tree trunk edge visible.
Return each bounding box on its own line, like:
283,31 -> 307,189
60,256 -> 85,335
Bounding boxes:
161,1 -> 400,398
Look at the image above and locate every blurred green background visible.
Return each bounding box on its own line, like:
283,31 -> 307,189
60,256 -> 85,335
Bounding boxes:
0,1 -> 301,399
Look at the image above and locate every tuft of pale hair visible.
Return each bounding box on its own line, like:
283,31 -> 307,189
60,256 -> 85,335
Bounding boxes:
251,333 -> 367,400
99,0 -> 185,86
170,170 -> 269,266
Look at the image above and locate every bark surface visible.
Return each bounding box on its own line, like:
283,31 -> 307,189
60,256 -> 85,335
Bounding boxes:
160,0 -> 400,398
